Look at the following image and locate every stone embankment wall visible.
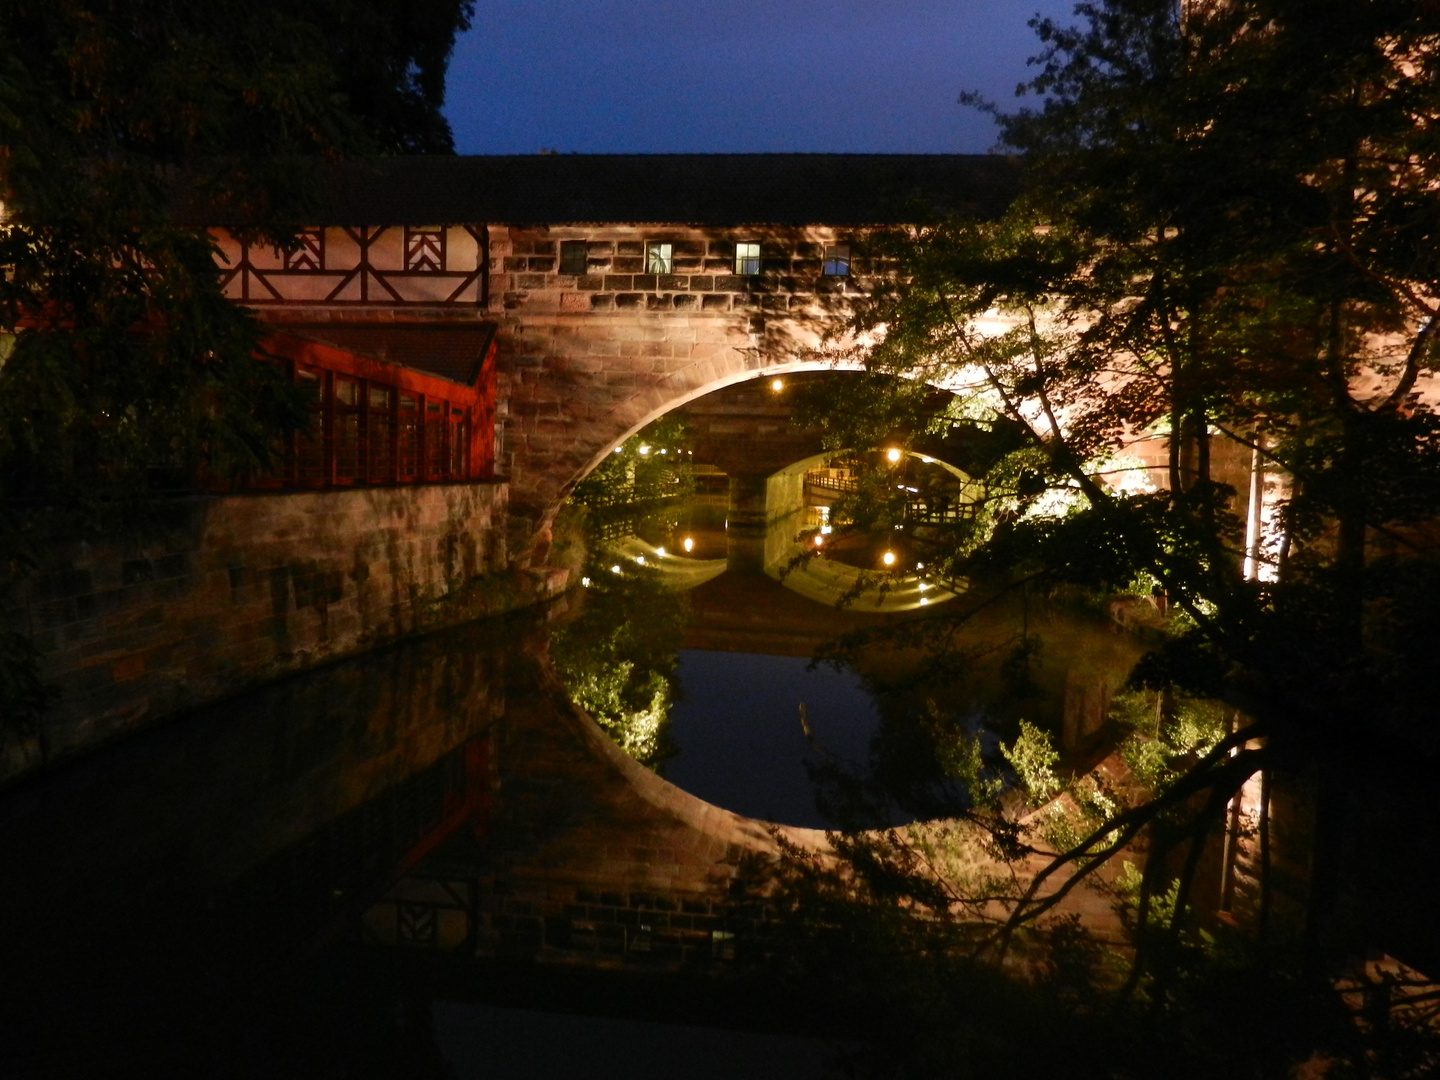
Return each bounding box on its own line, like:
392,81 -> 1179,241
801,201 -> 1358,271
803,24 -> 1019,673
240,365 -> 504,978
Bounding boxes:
3,481 -> 518,786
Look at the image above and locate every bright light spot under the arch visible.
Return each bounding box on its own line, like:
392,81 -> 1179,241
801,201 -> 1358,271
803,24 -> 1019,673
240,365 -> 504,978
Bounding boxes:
882,551 -> 896,566
886,448 -> 902,463
683,537 -> 694,552
771,378 -> 784,391
813,535 -> 824,547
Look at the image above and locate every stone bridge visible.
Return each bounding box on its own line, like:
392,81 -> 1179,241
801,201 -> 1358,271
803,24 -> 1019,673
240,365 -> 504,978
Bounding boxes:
219,154 -> 1021,566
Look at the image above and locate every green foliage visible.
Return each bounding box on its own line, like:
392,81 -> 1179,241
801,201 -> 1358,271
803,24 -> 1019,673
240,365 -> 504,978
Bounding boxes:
999,719 -> 1060,803
549,561 -> 689,769
0,0 -> 474,736
569,417 -> 695,540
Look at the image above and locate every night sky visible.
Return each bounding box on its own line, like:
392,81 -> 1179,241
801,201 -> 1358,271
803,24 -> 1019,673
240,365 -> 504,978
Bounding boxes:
444,0 -> 1077,155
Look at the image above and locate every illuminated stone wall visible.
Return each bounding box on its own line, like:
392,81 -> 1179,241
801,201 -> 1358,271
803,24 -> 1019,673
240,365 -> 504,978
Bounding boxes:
485,224 -> 870,562
3,481 -> 513,784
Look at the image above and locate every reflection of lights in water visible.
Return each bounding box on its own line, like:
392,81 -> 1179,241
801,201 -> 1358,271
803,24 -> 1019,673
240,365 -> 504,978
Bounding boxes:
882,551 -> 896,566
656,547 -> 666,557
683,537 -> 694,552
639,445 -> 650,455
771,378 -> 784,391
886,447 -> 902,462
611,564 -> 622,574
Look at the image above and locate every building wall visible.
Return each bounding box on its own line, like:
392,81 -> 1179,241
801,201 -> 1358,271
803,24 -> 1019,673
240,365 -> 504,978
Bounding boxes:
3,481 -> 516,785
488,224 -> 870,561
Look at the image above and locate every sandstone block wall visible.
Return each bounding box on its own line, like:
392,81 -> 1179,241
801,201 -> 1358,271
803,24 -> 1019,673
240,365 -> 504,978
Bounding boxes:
487,225 -> 870,559
4,481 -> 511,783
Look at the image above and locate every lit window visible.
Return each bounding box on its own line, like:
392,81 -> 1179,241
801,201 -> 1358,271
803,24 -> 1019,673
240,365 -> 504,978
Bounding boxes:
822,244 -> 850,276
734,241 -> 761,275
559,240 -> 588,275
645,241 -> 673,274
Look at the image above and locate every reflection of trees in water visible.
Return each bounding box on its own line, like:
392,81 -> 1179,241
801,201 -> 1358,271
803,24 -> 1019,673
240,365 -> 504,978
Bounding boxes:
570,417 -> 695,542
556,417 -> 697,766
549,563 -> 689,770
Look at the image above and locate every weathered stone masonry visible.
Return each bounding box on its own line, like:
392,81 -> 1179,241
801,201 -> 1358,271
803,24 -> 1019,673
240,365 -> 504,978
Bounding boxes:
6,482 -> 506,779
4,155 -> 1016,780
490,223 -> 870,558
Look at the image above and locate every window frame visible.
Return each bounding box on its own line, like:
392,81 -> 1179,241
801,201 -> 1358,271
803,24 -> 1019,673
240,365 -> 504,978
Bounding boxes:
821,244 -> 850,277
559,240 -> 588,276
734,241 -> 761,276
644,241 -> 673,275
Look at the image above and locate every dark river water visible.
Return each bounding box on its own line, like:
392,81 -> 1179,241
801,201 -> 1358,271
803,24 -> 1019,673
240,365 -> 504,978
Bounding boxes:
0,543 -> 1143,1079
664,650 -> 880,828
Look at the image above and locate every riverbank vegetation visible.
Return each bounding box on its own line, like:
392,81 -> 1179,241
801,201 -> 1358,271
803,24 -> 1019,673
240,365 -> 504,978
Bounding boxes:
0,0 -> 477,745
775,0 -> 1440,1073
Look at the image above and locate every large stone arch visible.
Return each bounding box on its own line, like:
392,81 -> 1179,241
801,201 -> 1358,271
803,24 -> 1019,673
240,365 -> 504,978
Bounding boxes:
496,303 -> 866,563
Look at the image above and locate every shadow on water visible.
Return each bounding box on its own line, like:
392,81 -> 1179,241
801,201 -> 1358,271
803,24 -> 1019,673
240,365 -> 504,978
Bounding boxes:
0,608 -> 853,1078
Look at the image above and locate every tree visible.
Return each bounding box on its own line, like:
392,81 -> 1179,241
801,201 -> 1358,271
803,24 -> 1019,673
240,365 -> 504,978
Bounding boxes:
0,0 -> 475,741
789,0 -> 1440,1017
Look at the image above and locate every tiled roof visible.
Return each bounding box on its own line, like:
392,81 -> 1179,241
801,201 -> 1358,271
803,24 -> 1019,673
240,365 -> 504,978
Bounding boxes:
192,154 -> 1020,227
283,324 -> 496,386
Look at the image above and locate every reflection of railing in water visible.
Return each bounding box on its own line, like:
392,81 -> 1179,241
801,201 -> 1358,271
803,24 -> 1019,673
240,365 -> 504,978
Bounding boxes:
587,494 -> 686,541
222,739 -> 480,965
577,478 -> 689,541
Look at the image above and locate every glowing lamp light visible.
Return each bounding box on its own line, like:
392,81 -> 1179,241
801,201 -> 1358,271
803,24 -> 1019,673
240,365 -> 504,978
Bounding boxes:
683,537 -> 695,552
921,456 -> 932,464
813,535 -> 824,547
660,448 -> 668,455
610,564 -> 622,574
656,547 -> 666,557
639,445 -> 651,455
581,577 -> 591,587
886,448 -> 902,463
771,378 -> 784,392
916,562 -> 924,569
613,447 -> 623,453
635,555 -> 645,564
920,597 -> 929,605
882,551 -> 896,567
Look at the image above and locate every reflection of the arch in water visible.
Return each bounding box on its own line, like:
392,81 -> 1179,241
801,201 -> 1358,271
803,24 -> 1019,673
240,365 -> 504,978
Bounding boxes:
0,610 -> 832,1073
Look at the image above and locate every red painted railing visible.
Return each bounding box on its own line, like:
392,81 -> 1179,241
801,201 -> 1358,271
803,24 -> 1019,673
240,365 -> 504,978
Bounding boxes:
250,331 -> 496,488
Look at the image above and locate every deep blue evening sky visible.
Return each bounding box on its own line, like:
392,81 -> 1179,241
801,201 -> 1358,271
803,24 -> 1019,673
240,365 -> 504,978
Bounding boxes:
443,1 -> 1076,155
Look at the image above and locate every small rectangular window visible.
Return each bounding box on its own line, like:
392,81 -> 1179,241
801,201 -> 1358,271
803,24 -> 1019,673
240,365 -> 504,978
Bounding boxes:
734,241 -> 761,276
822,244 -> 850,276
559,240 -> 588,276
644,241 -> 673,274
